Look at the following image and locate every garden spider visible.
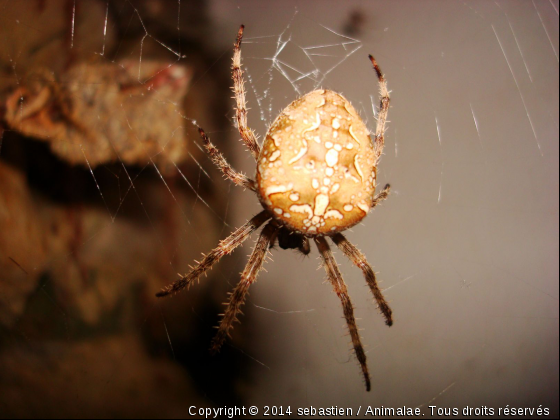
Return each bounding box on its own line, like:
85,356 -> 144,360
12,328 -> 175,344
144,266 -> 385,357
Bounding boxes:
157,25 -> 392,391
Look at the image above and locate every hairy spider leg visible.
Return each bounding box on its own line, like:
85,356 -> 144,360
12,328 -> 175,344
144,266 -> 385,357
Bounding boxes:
232,25 -> 261,160
199,127 -> 256,191
369,55 -> 390,166
331,232 -> 392,326
156,211 -> 270,297
210,220 -> 279,353
331,183 -> 393,326
315,236 -> 371,392
373,183 -> 391,207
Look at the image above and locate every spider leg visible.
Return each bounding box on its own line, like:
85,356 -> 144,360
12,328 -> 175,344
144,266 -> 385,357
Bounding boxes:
315,236 -> 371,392
232,25 -> 261,161
372,183 -> 390,208
368,55 -> 390,166
330,233 -> 393,327
299,237 -> 311,255
156,210 -> 270,297
210,220 -> 279,353
198,127 -> 256,191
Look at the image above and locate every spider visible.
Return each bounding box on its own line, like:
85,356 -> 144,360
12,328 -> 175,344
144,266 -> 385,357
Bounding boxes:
157,25 -> 392,391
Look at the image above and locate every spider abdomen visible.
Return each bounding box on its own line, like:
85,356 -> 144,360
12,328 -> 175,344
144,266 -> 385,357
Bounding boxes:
256,89 -> 377,236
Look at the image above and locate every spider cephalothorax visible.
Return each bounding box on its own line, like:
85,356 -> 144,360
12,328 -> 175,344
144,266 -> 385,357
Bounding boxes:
157,25 -> 392,391
276,226 -> 310,254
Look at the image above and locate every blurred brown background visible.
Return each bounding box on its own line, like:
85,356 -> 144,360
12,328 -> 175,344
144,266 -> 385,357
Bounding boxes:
0,0 -> 558,418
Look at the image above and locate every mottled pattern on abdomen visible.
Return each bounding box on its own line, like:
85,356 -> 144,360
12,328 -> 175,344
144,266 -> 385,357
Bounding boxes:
257,89 -> 377,236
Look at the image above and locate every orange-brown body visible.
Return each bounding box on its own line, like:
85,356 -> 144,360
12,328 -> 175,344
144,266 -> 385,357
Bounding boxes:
257,89 -> 377,236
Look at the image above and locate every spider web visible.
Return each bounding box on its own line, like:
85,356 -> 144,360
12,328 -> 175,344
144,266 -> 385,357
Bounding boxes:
0,0 -> 558,417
